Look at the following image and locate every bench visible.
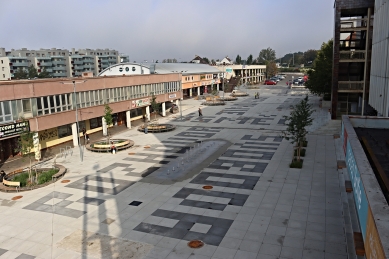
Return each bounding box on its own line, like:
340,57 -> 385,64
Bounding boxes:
2,179 -> 20,192
51,165 -> 67,181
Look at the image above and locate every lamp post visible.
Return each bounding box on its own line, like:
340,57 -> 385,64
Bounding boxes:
222,62 -> 225,98
60,80 -> 87,162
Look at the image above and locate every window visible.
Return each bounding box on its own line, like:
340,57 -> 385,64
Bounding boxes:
22,99 -> 31,113
2,74 -> 4,78
126,67 -> 129,72
0,101 -> 13,123
119,67 -> 123,72
58,124 -> 72,138
132,67 -> 136,71
90,117 -> 103,129
2,67 -> 3,71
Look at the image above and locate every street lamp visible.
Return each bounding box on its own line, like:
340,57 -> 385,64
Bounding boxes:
222,62 -> 226,98
60,80 -> 87,162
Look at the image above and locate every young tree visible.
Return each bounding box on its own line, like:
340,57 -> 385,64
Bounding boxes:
282,96 -> 314,162
202,57 -> 210,64
150,94 -> 160,120
103,104 -> 113,142
305,39 -> 333,95
303,49 -> 318,64
15,119 -> 36,185
13,67 -> 28,79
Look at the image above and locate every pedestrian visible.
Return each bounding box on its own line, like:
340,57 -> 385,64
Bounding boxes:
85,133 -> 90,144
198,107 -> 203,116
143,114 -> 146,123
82,127 -> 86,137
110,141 -> 117,154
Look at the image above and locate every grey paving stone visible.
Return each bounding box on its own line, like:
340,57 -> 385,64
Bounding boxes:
280,246 -> 303,259
15,254 -> 36,259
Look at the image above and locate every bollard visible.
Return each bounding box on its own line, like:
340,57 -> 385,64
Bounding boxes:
173,167 -> 175,171
167,169 -> 170,175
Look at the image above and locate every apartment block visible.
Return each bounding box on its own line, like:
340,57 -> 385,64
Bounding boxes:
0,47 -> 129,80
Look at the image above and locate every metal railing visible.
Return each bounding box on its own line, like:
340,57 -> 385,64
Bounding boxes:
59,146 -> 73,158
338,81 -> 364,91
339,50 -> 366,60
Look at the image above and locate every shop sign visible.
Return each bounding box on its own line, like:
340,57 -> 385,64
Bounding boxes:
0,121 -> 29,138
169,94 -> 176,99
131,98 -> 150,108
346,139 -> 368,240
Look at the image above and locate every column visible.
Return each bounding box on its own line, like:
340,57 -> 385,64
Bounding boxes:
197,87 -> 200,96
72,123 -> 79,147
33,132 -> 41,161
126,111 -> 131,129
175,99 -> 179,106
102,117 -> 107,136
162,102 -> 166,117
146,106 -> 150,121
189,88 -> 192,97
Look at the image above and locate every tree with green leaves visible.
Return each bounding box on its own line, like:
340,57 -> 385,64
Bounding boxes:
247,54 -> 253,65
235,55 -> 242,65
302,49 -> 318,65
15,119 -> 36,185
150,94 -> 160,120
13,67 -> 28,79
103,104 -> 113,142
258,47 -> 276,64
202,57 -> 210,64
305,39 -> 333,95
282,95 -> 314,164
27,65 -> 38,78
38,67 -> 52,78
266,61 -> 278,78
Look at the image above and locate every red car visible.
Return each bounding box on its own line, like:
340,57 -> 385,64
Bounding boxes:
264,79 -> 277,85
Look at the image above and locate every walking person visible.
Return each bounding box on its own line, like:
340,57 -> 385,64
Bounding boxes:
198,107 -> 203,116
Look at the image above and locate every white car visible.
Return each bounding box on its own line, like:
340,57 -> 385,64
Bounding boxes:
277,75 -> 285,80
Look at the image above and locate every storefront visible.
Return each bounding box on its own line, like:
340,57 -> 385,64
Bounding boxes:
0,121 -> 29,162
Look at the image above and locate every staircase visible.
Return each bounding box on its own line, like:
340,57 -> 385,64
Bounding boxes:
224,76 -> 241,92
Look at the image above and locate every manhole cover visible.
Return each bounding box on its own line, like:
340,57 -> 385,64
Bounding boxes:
144,146 -> 151,149
11,196 -> 23,200
61,180 -> 70,183
128,152 -> 136,155
188,240 -> 204,248
202,185 -> 213,190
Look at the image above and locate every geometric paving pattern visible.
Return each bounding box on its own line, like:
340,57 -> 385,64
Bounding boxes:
23,191 -> 105,218
132,134 -> 281,246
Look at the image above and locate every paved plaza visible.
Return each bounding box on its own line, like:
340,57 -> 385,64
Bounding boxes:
0,85 -> 348,259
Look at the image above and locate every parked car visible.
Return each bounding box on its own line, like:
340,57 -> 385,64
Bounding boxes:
292,79 -> 300,85
276,75 -> 285,80
270,77 -> 280,82
264,79 -> 277,85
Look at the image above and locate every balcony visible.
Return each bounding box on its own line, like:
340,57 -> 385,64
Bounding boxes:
52,66 -> 66,71
12,62 -> 28,67
338,81 -> 365,92
340,18 -> 372,32
74,65 -> 84,70
39,62 -> 53,67
72,60 -> 83,65
52,60 -> 66,65
84,64 -> 94,69
339,51 -> 366,62
52,72 -> 67,77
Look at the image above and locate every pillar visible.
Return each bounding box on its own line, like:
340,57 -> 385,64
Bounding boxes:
197,87 -> 200,96
146,106 -> 150,121
33,132 -> 41,161
162,102 -> 166,117
126,111 -> 131,129
175,99 -> 179,106
72,123 -> 79,147
189,88 -> 192,97
102,118 -> 107,136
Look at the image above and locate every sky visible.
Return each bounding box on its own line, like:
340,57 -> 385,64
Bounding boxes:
0,0 -> 333,62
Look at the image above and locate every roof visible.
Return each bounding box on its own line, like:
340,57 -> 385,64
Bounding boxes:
152,63 -> 220,75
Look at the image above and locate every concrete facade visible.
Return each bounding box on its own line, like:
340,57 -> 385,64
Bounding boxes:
331,0 -> 374,119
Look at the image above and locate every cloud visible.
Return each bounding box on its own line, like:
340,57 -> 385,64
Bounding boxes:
0,0 -> 333,61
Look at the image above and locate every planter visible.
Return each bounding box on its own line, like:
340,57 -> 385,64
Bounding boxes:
137,124 -> 176,133
290,158 -> 303,168
294,148 -> 306,157
86,139 -> 135,153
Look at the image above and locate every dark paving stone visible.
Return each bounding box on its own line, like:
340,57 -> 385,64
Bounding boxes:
76,197 -> 106,206
0,248 -> 7,256
15,254 -> 36,259
129,201 -> 142,206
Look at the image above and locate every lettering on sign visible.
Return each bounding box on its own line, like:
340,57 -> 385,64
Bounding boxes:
346,139 -> 368,240
39,128 -> 58,141
0,121 -> 29,138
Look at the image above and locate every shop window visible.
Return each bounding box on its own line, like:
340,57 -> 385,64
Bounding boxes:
58,124 -> 72,138
130,107 -> 142,118
90,117 -> 103,129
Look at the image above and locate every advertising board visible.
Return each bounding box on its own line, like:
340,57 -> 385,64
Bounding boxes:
346,139 -> 368,240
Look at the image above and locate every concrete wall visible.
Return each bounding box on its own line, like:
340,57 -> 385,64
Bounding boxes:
341,115 -> 389,258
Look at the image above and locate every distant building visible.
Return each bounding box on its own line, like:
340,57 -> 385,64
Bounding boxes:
0,47 -> 129,80
190,55 -> 209,64
216,56 -> 233,65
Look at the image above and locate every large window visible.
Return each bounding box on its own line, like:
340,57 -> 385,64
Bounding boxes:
90,117 -> 103,129
37,94 -> 72,115
58,124 -> 72,138
0,101 -> 13,123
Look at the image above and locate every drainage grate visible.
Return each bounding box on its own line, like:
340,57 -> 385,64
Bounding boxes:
129,201 -> 142,206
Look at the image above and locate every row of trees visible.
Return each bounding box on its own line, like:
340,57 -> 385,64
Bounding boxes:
13,65 -> 52,80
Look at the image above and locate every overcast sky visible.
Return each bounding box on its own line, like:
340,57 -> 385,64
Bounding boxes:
0,0 -> 333,62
